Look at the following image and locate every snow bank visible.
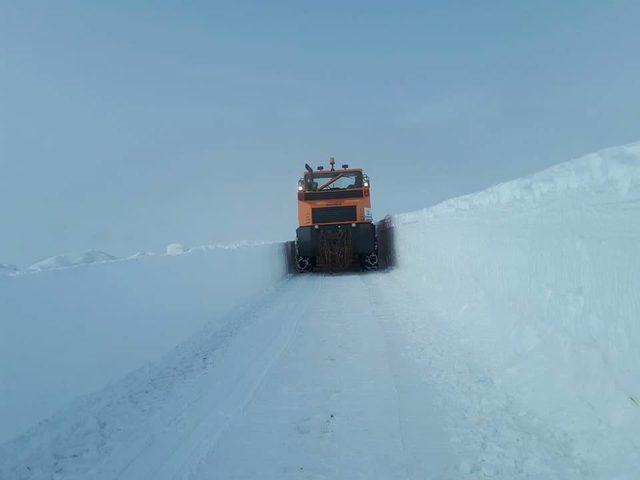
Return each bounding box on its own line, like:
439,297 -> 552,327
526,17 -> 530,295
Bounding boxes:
165,243 -> 187,255
414,142 -> 640,215
0,264 -> 18,275
0,243 -> 288,443
28,250 -> 117,271
387,142 -> 640,477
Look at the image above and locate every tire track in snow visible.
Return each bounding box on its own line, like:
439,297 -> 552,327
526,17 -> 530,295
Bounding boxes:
360,273 -> 411,479
363,273 -> 455,479
190,273 -> 412,479
114,277 -> 311,480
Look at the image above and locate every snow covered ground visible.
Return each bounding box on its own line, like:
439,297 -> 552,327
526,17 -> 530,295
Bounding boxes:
0,264 -> 18,276
1,142 -> 639,479
27,250 -> 118,272
0,243 -> 287,444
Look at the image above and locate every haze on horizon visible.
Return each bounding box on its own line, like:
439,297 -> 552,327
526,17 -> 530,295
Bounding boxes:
2,0 -> 639,265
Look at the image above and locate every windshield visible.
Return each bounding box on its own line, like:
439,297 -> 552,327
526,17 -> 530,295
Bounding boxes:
305,172 -> 363,191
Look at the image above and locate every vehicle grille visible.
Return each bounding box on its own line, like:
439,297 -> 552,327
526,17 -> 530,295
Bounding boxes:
312,206 -> 357,224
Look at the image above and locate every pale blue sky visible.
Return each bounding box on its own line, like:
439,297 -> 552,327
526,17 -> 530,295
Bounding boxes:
2,1 -> 639,264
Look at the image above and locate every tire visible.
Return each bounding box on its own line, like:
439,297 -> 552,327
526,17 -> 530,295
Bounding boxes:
296,255 -> 313,273
362,252 -> 379,271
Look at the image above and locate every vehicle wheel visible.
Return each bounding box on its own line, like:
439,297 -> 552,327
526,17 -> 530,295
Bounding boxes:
362,252 -> 379,270
296,255 -> 313,273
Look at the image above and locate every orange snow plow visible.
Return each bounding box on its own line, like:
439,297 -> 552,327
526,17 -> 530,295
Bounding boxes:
291,157 -> 379,273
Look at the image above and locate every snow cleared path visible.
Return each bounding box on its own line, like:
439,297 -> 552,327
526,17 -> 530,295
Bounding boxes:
1,273 -> 456,480
191,273 -> 451,480
114,272 -> 454,480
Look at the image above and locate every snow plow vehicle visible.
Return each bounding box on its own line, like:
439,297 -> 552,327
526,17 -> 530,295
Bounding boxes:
294,157 -> 378,272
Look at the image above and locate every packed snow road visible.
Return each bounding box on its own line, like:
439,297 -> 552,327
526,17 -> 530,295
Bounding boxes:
1,272 -> 452,480
189,273 -> 451,480
117,272 -> 452,480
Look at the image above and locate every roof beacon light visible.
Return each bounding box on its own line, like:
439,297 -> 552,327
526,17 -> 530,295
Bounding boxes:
329,157 -> 336,171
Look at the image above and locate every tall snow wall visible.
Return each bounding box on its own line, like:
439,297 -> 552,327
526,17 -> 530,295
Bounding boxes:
385,142 -> 640,472
0,244 -> 288,443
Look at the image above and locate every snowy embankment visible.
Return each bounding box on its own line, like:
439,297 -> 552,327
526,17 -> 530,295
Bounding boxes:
0,243 -> 287,444
27,250 -> 118,272
386,142 -> 640,476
